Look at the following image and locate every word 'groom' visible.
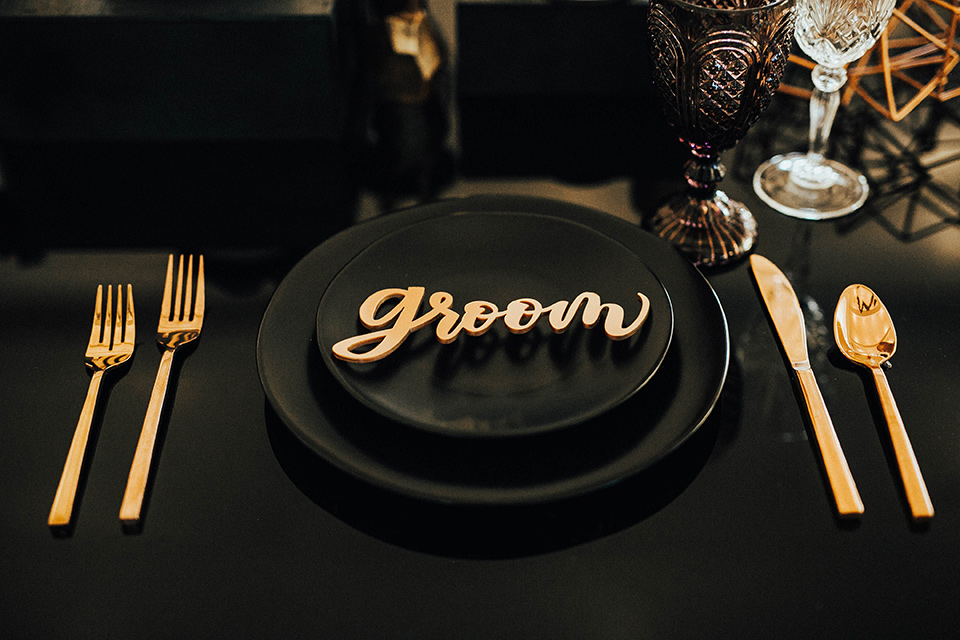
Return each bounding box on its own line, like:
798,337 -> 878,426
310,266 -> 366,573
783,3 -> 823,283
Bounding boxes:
332,286 -> 651,363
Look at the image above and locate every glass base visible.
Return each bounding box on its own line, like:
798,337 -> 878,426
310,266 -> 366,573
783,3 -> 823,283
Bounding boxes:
647,190 -> 757,268
753,153 -> 869,220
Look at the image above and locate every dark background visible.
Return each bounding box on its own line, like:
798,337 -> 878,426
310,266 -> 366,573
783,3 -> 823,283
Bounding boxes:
2,0 -> 960,638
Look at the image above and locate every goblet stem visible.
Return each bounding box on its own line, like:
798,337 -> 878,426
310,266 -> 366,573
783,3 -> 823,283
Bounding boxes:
684,152 -> 724,194
809,84 -> 839,160
791,64 -> 847,189
649,154 -> 757,267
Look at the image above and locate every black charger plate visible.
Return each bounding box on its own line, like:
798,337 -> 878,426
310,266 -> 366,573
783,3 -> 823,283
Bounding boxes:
257,196 -> 728,506
316,212 -> 673,438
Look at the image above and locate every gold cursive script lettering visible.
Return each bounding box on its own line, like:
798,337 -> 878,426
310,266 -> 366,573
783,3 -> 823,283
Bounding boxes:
331,287 -> 651,364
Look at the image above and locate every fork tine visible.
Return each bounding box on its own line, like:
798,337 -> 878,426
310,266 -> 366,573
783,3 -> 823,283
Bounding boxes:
173,255 -> 185,322
194,255 -> 205,320
113,285 -> 123,348
124,284 -> 136,346
89,285 -> 104,346
160,254 -> 174,323
103,284 -> 113,348
184,255 -> 194,320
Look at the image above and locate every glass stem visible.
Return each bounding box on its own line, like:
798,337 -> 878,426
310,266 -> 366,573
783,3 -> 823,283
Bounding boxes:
806,65 -> 847,165
808,88 -> 838,164
683,152 -> 723,198
791,65 -> 848,188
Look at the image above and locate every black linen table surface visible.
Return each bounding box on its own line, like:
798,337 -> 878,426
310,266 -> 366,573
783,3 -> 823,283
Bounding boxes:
3,181 -> 960,638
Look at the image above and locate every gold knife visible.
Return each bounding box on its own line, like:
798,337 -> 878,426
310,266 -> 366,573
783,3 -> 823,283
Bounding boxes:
750,254 -> 864,517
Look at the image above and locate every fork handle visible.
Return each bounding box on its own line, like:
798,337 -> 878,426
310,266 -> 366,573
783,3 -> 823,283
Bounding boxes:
120,348 -> 175,524
49,370 -> 104,527
872,366 -> 933,520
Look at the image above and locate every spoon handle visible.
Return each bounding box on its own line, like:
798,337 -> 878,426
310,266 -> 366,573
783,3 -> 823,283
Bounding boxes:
871,367 -> 934,520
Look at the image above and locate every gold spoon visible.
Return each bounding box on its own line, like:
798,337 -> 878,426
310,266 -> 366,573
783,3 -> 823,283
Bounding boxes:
834,284 -> 933,520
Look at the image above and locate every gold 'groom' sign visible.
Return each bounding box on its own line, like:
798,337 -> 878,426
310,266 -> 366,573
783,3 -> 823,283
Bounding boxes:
332,286 -> 651,363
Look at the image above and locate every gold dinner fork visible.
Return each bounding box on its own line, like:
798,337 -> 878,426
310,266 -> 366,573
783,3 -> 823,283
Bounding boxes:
120,254 -> 204,525
49,284 -> 135,527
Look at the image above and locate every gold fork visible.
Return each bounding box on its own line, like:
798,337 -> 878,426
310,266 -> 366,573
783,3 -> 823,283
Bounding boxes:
49,284 -> 135,527
120,254 -> 204,525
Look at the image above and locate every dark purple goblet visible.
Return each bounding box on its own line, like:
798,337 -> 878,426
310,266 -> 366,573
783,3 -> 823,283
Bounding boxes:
647,0 -> 795,267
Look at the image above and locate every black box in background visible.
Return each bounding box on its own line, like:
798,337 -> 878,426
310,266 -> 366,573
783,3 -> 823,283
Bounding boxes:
0,0 -> 363,251
456,0 -> 685,182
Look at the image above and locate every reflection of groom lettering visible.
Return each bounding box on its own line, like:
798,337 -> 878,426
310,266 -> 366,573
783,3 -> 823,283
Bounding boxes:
332,286 -> 651,364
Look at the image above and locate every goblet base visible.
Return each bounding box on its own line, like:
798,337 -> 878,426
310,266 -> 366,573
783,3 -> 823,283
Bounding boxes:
753,152 -> 869,220
647,190 -> 757,268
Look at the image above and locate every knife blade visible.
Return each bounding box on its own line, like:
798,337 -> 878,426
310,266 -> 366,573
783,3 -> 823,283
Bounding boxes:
750,254 -> 863,517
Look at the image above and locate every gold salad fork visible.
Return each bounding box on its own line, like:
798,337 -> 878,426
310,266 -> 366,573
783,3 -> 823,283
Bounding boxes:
49,285 -> 135,527
120,254 -> 204,525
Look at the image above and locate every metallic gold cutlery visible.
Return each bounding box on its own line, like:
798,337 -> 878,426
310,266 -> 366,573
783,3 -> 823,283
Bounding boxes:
49,284 -> 135,527
750,255 -> 863,517
834,284 -> 933,520
120,254 -> 204,525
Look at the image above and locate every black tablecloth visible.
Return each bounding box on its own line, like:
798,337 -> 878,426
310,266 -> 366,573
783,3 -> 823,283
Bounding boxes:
3,172 -> 960,637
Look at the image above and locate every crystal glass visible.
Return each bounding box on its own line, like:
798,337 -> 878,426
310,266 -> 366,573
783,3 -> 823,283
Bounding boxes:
647,0 -> 796,267
753,0 -> 896,219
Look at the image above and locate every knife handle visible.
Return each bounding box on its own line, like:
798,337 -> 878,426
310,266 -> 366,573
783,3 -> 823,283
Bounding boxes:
871,367 -> 933,520
795,367 -> 864,517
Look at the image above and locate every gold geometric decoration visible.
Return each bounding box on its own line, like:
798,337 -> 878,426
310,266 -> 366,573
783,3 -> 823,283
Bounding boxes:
779,0 -> 960,121
843,0 -> 960,120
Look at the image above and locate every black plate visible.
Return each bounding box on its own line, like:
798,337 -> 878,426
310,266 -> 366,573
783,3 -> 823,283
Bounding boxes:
316,212 -> 673,438
257,195 -> 729,506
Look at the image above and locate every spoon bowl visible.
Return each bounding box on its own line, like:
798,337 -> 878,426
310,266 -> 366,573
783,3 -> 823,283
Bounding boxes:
834,284 -> 896,368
